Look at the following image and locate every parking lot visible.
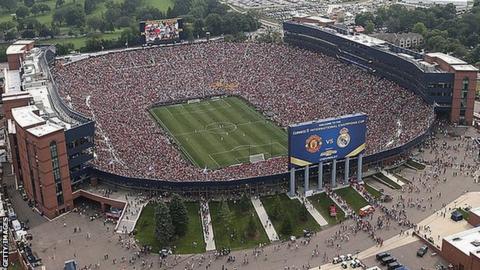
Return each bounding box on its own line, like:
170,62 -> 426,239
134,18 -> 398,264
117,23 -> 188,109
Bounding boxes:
362,240 -> 449,270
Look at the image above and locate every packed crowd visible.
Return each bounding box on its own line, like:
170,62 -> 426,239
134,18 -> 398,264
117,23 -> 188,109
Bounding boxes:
53,42 -> 434,181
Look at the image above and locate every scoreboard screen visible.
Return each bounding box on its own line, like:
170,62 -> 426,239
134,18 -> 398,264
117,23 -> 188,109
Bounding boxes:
288,113 -> 367,168
140,18 -> 184,44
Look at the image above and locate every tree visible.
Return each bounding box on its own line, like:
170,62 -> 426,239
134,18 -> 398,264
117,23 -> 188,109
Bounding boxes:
412,22 -> 427,36
60,5 -> 86,27
55,43 -> 75,55
364,20 -> 374,34
55,0 -> 64,8
205,13 -> 222,35
220,200 -> 234,235
0,21 -> 16,32
24,0 -> 35,8
86,16 -> 106,32
238,194 -> 250,212
155,202 -> 174,247
84,35 -> 103,51
270,195 -> 282,221
84,0 -> 96,14
0,0 -> 18,11
169,194 -> 189,237
280,217 -> 292,236
245,214 -> 257,238
192,18 -> 204,37
5,29 -> 17,41
21,29 -> 35,38
355,12 -> 375,26
16,6 -> 30,19
299,203 -> 308,222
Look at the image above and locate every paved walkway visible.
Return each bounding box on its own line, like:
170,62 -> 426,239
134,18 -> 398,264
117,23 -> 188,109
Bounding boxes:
115,199 -> 147,234
200,201 -> 216,251
297,197 -> 328,227
251,197 -> 279,241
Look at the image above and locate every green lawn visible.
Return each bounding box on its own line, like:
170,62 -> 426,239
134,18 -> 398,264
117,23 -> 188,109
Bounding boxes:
135,202 -> 205,254
308,192 -> 345,225
407,159 -> 426,170
261,194 -> 321,239
150,96 -> 287,170
334,187 -> 369,213
375,174 -> 402,189
143,0 -> 174,12
209,200 -> 268,250
364,184 -> 382,199
37,30 -> 124,49
456,208 -> 470,220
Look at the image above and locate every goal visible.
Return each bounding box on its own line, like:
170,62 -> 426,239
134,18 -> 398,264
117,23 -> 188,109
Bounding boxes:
249,153 -> 265,163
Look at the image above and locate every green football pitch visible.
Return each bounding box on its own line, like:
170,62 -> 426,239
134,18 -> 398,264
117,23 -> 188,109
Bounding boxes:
150,96 -> 288,170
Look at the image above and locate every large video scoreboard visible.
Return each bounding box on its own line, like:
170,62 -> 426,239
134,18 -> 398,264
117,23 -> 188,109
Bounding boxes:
288,113 -> 367,168
140,18 -> 184,44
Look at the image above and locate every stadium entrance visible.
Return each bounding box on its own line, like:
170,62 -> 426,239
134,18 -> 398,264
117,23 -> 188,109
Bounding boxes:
287,113 -> 367,197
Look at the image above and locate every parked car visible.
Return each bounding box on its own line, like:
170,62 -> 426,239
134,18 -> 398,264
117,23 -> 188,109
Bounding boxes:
417,245 -> 428,257
350,259 -> 363,268
340,262 -> 348,269
388,261 -> 403,270
376,252 -> 390,260
332,257 -> 341,264
381,256 -> 396,265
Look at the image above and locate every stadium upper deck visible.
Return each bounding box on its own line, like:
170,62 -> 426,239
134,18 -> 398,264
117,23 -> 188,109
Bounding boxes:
283,20 -> 478,125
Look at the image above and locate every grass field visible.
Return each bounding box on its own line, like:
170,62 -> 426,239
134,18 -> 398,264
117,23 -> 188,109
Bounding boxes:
261,194 -> 321,239
456,208 -> 470,220
150,96 -> 287,170
364,184 -> 382,199
334,187 -> 369,213
375,174 -> 402,189
135,202 -> 205,254
308,192 -> 345,225
407,159 -> 426,170
209,200 -> 268,250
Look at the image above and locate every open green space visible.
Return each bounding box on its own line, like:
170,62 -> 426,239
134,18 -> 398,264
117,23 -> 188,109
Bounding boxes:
308,192 -> 345,225
456,208 -> 470,220
375,174 -> 402,189
364,184 -> 382,199
407,159 -> 426,170
150,96 -> 287,170
209,200 -> 268,250
334,187 -> 369,213
37,31 -> 124,49
135,202 -> 205,254
261,194 -> 321,239
143,0 -> 174,12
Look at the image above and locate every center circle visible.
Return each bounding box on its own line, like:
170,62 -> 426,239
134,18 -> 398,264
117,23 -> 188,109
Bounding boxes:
205,122 -> 237,134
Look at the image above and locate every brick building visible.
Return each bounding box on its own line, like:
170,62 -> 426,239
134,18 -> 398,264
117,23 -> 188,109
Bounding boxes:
442,227 -> 480,270
2,42 -> 95,218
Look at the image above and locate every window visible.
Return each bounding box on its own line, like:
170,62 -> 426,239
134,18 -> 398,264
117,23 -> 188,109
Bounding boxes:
50,141 -> 64,206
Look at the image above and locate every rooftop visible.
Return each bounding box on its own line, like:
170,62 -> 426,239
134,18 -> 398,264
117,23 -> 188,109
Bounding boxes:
451,64 -> 479,72
27,122 -> 63,137
6,44 -> 26,55
3,69 -> 22,93
11,105 -> 45,128
444,227 -> 480,256
426,52 -> 468,65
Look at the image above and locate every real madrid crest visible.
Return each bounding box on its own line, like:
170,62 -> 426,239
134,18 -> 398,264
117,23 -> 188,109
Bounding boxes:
337,127 -> 351,148
305,135 -> 322,153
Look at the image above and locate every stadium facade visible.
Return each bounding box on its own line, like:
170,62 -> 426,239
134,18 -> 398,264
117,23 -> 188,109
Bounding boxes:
1,42 -> 94,218
283,20 -> 478,126
0,30 -> 478,217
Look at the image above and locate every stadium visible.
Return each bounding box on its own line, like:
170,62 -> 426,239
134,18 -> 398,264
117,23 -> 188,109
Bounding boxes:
2,18 -> 477,218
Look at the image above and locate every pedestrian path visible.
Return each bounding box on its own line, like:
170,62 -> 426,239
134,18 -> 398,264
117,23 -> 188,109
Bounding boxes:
115,196 -> 147,234
298,197 -> 328,226
381,170 -> 405,187
251,197 -> 279,241
200,201 -> 216,251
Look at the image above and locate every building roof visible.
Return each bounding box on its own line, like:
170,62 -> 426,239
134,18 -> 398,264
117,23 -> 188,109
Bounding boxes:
27,122 -> 63,137
470,207 -> 480,217
3,69 -> 22,93
11,106 -> 45,128
451,64 -> 479,72
426,52 -> 467,65
444,227 -> 480,256
6,44 -> 26,55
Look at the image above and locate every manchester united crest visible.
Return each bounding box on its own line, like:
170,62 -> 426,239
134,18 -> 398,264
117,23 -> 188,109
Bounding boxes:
337,127 -> 351,148
305,135 -> 322,153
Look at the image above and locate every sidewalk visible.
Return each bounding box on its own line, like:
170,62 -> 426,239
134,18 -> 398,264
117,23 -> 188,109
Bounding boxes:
201,202 -> 216,251
297,197 -> 328,227
251,197 -> 279,241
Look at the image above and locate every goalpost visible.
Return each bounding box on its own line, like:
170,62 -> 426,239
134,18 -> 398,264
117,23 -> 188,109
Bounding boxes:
249,153 -> 265,163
